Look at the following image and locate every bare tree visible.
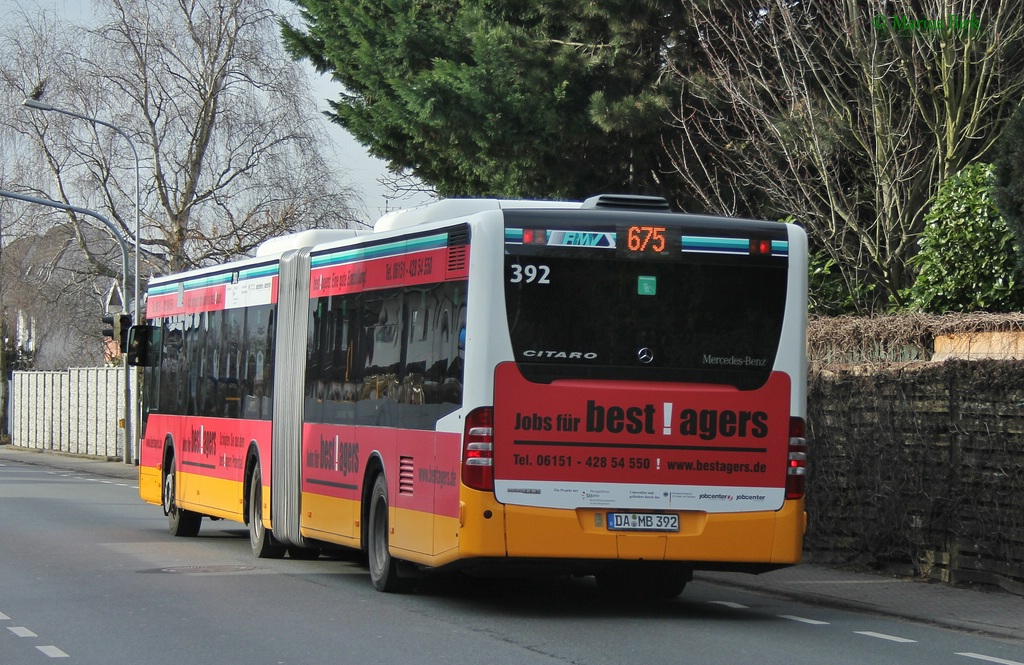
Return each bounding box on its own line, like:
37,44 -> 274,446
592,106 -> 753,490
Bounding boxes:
0,8 -> 120,285
376,168 -> 438,213
0,1 -> 361,370
669,0 -> 1024,312
1,0 -> 361,276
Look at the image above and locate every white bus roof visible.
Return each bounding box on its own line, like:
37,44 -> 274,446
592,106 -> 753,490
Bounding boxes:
255,228 -> 365,257
373,198 -> 580,233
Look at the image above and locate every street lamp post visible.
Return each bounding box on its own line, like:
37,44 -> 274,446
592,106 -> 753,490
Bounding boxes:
0,188 -> 132,465
21,99 -> 142,465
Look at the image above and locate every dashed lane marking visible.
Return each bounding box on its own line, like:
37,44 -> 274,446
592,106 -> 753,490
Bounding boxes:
957,654 -> 1024,665
778,615 -> 830,625
43,470 -> 136,487
708,601 -> 749,609
855,631 -> 917,643
704,595 -> 1014,662
0,613 -> 72,658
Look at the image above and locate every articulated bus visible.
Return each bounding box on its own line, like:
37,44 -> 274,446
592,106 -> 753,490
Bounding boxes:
130,194 -> 808,598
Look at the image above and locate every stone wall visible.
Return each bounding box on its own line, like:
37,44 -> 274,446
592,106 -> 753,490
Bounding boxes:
805,359 -> 1024,594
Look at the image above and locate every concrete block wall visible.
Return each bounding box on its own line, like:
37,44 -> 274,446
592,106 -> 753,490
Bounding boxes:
10,367 -> 127,458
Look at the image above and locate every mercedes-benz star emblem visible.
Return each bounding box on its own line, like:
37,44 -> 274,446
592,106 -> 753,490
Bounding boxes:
637,347 -> 654,364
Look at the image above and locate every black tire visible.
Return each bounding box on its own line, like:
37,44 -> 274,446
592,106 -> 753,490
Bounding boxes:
596,566 -> 687,602
163,459 -> 201,537
248,465 -> 286,559
367,475 -> 405,592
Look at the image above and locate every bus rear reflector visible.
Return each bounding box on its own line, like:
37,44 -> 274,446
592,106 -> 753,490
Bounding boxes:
786,417 -> 807,500
462,407 -> 494,491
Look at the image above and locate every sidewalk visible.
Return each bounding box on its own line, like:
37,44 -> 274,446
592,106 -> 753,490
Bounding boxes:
2,444 -> 1022,641
700,565 -> 1024,642
0,444 -> 138,481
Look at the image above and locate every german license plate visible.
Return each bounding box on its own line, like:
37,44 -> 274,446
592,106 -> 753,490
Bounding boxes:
607,512 -> 679,532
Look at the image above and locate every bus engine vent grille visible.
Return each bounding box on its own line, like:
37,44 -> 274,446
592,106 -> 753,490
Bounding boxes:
447,245 -> 467,274
399,456 -> 415,495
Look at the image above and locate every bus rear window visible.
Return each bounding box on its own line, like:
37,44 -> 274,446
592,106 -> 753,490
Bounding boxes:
503,221 -> 788,389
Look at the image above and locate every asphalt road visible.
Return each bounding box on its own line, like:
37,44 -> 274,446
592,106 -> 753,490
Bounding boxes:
1,456 -> 1022,665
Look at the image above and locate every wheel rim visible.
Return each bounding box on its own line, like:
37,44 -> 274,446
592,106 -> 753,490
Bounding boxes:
371,497 -> 388,576
163,471 -> 176,517
251,481 -> 263,542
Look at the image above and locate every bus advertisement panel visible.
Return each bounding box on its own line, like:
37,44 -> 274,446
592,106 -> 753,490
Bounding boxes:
493,363 -> 791,513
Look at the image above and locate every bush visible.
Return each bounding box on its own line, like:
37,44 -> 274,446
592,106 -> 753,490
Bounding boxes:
909,162 -> 1024,312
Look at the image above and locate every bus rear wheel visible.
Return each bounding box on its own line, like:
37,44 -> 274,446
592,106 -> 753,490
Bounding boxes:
367,475 -> 405,592
163,462 -> 201,537
248,465 -> 285,559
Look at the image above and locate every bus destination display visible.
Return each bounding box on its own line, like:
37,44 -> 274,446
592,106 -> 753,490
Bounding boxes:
617,224 -> 679,259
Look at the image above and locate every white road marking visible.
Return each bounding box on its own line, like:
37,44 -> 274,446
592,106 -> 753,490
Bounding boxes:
8,626 -> 38,637
778,614 -> 830,625
957,653 -> 1024,665
37,646 -> 70,658
0,611 -> 9,620
854,631 -> 916,643
708,601 -> 748,609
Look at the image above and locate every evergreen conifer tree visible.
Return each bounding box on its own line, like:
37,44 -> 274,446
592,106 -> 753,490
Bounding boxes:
994,100 -> 1024,271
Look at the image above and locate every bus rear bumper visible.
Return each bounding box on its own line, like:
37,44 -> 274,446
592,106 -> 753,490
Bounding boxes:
496,498 -> 806,568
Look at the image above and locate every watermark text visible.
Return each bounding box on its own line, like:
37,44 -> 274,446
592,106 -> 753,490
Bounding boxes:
873,13 -> 981,36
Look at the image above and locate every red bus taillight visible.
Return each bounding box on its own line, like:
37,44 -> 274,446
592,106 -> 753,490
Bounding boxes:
786,417 -> 807,500
462,407 -> 494,491
522,229 -> 547,244
750,238 -> 773,255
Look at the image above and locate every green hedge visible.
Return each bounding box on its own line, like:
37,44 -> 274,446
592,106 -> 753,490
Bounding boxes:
910,163 -> 1024,312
